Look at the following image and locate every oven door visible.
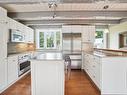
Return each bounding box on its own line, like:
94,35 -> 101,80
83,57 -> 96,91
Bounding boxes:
18,61 -> 30,76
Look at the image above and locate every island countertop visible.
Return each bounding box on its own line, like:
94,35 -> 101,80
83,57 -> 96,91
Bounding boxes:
32,52 -> 63,60
85,51 -> 127,57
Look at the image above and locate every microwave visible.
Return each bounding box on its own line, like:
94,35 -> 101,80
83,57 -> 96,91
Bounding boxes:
10,29 -> 25,42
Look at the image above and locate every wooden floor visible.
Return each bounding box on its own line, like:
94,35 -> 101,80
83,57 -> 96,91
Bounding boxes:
1,70 -> 100,95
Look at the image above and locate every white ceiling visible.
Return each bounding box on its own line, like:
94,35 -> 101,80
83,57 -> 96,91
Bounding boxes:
3,3 -> 127,12
0,0 -> 127,28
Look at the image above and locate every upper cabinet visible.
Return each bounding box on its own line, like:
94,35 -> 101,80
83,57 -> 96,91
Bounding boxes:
0,7 -> 7,21
62,25 -> 82,33
82,26 -> 95,43
25,27 -> 34,43
71,25 -> 82,33
8,17 -> 34,43
0,7 -> 7,92
62,25 -> 71,33
62,25 -> 95,43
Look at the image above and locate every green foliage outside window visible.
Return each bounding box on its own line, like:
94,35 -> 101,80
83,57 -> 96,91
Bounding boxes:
39,32 -> 44,48
47,32 -> 54,48
39,31 -> 61,49
96,31 -> 103,38
56,32 -> 60,46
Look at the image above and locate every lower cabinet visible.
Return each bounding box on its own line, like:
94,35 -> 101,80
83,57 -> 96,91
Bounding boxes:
83,54 -> 100,89
0,59 -> 7,92
7,56 -> 18,85
83,53 -> 127,95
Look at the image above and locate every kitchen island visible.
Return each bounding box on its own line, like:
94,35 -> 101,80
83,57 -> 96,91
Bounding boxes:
31,52 -> 64,95
83,50 -> 127,95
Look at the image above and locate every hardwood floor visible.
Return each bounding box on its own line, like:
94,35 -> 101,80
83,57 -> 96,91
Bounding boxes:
65,70 -> 100,95
1,70 -> 100,95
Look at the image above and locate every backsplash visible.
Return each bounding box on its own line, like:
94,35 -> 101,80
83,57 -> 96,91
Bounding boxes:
8,43 -> 35,54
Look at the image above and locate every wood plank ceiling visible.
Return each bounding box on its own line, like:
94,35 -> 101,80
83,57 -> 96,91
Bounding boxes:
0,0 -> 127,28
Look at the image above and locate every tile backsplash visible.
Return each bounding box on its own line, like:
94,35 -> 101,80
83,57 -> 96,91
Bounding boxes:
8,43 -> 35,54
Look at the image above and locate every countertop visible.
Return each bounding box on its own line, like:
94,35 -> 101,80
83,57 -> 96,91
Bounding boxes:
7,51 -> 36,57
85,51 -> 127,58
32,52 -> 63,61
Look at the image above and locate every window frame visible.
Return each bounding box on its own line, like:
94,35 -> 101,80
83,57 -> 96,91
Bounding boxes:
36,29 -> 62,50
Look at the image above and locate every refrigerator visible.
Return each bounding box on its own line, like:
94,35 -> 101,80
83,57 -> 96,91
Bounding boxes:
62,33 -> 82,69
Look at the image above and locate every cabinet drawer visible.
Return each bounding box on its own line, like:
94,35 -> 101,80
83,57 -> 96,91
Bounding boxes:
69,55 -> 81,59
93,56 -> 100,64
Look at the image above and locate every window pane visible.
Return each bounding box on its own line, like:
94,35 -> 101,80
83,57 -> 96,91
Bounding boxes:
39,32 -> 44,48
46,32 -> 55,48
56,32 -> 60,48
95,31 -> 103,38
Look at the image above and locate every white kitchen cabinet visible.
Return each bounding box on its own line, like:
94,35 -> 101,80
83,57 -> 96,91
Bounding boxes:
0,23 -> 7,58
71,25 -> 82,33
62,25 -> 71,33
8,17 -> 34,43
62,25 -> 82,33
82,26 -> 95,43
83,53 -> 127,94
25,27 -> 34,43
101,58 -> 127,94
0,59 -> 7,92
7,56 -> 18,85
29,28 -> 34,43
0,7 -> 7,21
0,7 -> 7,93
31,60 -> 64,95
8,18 -> 17,29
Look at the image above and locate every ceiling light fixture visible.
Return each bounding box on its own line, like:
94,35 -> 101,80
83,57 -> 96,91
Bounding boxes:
103,5 -> 109,9
48,2 -> 58,19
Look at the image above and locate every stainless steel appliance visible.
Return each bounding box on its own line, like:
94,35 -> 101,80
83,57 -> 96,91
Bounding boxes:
62,33 -> 82,69
18,54 -> 30,76
10,29 -> 25,42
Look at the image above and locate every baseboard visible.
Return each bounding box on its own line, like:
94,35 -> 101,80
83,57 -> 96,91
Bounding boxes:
82,69 -> 101,94
0,70 -> 30,94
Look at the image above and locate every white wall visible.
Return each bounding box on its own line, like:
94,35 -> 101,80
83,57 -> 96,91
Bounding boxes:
109,22 -> 127,49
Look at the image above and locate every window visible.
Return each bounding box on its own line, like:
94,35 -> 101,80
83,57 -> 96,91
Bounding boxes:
94,29 -> 109,48
36,29 -> 62,49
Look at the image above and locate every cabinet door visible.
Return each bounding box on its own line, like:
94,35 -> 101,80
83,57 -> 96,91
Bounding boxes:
82,26 -> 95,43
89,26 -> 95,43
71,25 -> 82,33
0,7 -> 7,21
8,18 -> 17,29
7,56 -> 18,85
62,26 -> 71,33
25,27 -> 34,43
82,26 -> 89,42
0,59 -> 7,92
0,23 -> 7,58
29,29 -> 34,43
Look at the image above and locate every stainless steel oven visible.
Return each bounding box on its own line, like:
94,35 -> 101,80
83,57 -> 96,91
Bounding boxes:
18,54 -> 30,76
